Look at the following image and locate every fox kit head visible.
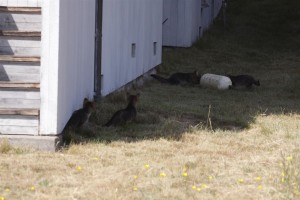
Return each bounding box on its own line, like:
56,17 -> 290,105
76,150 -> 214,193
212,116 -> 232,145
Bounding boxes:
83,98 -> 95,111
192,70 -> 201,84
127,93 -> 140,106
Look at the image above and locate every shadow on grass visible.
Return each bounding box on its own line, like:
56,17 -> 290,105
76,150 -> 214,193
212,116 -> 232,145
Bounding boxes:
66,0 -> 300,145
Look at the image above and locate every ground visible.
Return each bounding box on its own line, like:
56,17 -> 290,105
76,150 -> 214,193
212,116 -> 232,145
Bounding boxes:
1,0 -> 300,199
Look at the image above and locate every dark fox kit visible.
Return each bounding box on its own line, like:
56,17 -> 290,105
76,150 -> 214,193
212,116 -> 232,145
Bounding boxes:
151,70 -> 200,85
104,93 -> 140,127
227,74 -> 260,89
62,98 -> 95,145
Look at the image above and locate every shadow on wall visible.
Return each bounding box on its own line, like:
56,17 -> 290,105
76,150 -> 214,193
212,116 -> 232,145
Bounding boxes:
0,10 -> 18,82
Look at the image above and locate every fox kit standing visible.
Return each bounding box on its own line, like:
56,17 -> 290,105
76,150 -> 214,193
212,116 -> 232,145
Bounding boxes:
104,93 -> 140,127
63,98 -> 95,131
227,74 -> 260,89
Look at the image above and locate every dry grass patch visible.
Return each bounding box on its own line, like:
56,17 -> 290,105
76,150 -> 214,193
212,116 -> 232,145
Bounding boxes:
1,0 -> 300,199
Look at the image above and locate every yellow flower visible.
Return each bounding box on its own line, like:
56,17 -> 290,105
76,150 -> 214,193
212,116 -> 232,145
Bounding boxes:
196,188 -> 201,191
182,172 -> 188,177
286,156 -> 293,161
281,178 -> 285,183
77,166 -> 82,171
257,185 -> 263,190
160,173 -> 167,177
238,178 -> 244,183
133,187 -> 138,191
201,184 -> 207,188
208,176 -> 213,181
279,163 -> 283,168
30,186 -> 35,191
255,177 -> 262,181
92,157 -> 99,161
4,188 -> 10,192
0,197 -> 4,200
133,175 -> 138,179
281,172 -> 285,177
144,164 -> 149,169
191,185 -> 196,189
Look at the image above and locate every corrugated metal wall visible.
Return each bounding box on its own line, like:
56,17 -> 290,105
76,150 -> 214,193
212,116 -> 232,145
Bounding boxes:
40,0 -> 96,134
101,0 -> 163,96
163,0 -> 202,47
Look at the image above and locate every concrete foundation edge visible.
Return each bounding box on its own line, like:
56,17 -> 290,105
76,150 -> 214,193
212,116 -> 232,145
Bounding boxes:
0,135 -> 61,152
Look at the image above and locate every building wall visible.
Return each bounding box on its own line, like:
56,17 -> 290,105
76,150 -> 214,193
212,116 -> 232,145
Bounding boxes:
162,0 -> 202,47
101,0 -> 163,96
40,0 -> 95,135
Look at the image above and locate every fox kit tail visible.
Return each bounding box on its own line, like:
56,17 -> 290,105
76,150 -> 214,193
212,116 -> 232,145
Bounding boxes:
151,74 -> 169,83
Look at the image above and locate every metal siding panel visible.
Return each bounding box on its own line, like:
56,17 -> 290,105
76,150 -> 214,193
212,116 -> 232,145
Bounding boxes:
102,0 -> 162,96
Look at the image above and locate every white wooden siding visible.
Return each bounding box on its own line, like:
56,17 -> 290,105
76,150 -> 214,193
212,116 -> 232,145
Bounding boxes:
0,62 -> 40,82
40,0 -> 96,135
0,37 -> 40,55
0,13 -> 41,31
0,0 -> 42,7
101,0 -> 163,96
163,0 -> 202,47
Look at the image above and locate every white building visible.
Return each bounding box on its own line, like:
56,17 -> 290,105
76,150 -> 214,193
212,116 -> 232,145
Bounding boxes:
162,0 -> 223,47
0,0 -> 163,148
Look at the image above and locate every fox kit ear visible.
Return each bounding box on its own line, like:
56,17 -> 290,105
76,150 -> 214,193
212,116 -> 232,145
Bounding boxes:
83,98 -> 89,106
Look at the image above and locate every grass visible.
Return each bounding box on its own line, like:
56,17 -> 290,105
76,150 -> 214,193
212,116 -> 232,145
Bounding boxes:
1,0 -> 300,199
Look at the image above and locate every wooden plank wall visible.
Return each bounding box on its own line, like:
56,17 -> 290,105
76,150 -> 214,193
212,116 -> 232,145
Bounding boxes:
0,0 -> 42,7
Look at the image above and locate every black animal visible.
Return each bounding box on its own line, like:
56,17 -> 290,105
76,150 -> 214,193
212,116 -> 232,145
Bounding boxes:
62,98 -> 95,145
104,93 -> 140,127
227,74 -> 260,89
151,70 -> 200,85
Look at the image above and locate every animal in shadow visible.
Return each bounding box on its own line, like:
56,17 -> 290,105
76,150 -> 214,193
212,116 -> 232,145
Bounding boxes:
151,70 -> 200,85
226,74 -> 260,89
62,98 -> 95,145
104,93 -> 140,127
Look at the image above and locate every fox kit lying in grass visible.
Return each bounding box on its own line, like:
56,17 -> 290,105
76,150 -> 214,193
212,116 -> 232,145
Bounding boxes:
151,70 -> 200,85
62,98 -> 95,144
227,74 -> 260,89
104,93 -> 140,127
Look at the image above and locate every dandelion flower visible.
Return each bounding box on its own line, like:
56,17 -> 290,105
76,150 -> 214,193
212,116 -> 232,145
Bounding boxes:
255,177 -> 262,181
4,188 -> 10,192
77,166 -> 82,171
133,175 -> 138,179
238,178 -> 244,183
196,188 -> 201,191
144,164 -> 149,169
133,187 -> 138,191
160,173 -> 167,177
0,197 -> 4,200
201,184 -> 207,188
182,172 -> 188,177
257,185 -> 263,190
92,157 -> 99,161
286,156 -> 293,161
208,176 -> 213,181
279,163 -> 283,168
281,172 -> 285,177
281,178 -> 285,183
192,185 -> 196,189
30,186 -> 35,191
